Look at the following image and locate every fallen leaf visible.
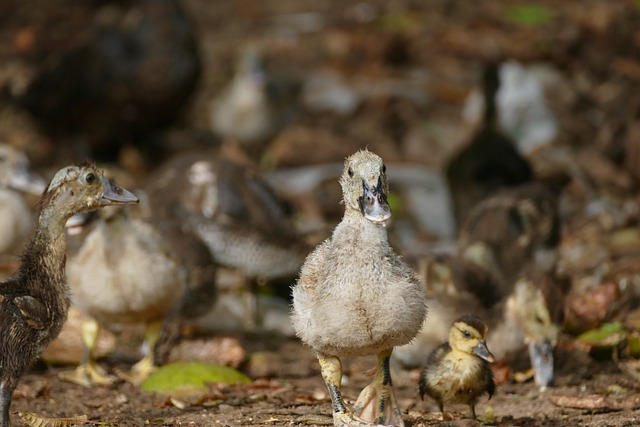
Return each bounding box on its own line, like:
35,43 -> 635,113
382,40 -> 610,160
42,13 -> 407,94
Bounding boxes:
18,412 -> 89,427
549,394 -> 640,411
141,362 -> 251,396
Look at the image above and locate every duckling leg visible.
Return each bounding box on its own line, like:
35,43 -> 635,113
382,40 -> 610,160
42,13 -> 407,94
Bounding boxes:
0,381 -> 15,427
59,319 -> 116,386
353,349 -> 404,427
243,278 -> 260,329
319,356 -> 383,427
117,320 -> 162,385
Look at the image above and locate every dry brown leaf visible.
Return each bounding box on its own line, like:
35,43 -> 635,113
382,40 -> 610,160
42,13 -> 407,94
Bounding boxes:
549,394 -> 640,411
18,412 -> 89,427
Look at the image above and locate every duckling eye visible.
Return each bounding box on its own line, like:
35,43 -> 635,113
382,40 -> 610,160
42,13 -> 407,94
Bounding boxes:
348,166 -> 354,177
85,172 -> 97,185
463,330 -> 472,339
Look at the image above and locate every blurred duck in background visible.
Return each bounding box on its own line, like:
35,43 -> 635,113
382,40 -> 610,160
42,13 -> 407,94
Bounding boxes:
446,63 -> 533,229
61,177 -> 216,386
6,0 -> 200,163
210,44 -> 299,162
0,143 -> 46,263
144,149 -> 309,329
398,182 -> 566,390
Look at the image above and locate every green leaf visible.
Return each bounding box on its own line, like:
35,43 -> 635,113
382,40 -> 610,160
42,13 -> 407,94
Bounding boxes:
142,362 -> 251,395
503,5 -> 554,26
577,322 -> 626,346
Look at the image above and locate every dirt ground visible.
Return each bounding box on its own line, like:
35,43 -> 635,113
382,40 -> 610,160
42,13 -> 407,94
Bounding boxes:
9,333 -> 640,427
4,0 -> 640,426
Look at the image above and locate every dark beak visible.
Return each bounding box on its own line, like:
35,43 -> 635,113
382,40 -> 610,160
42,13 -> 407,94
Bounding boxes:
528,339 -> 555,390
99,177 -> 139,206
359,178 -> 392,225
473,341 -> 495,363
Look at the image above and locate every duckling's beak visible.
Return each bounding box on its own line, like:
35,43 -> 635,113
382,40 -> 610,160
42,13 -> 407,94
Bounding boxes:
99,177 -> 139,206
472,341 -> 495,363
8,168 -> 46,195
359,178 -> 392,226
528,339 -> 555,390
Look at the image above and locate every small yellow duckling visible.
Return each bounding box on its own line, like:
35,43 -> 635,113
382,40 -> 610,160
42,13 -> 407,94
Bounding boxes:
419,315 -> 495,420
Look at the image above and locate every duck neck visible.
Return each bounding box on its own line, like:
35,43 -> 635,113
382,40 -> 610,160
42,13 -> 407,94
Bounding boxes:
20,208 -> 70,296
337,209 -> 389,246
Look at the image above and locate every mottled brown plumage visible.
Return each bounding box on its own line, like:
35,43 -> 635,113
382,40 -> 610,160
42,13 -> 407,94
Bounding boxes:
419,315 -> 495,420
145,148 -> 308,326
0,165 -> 138,427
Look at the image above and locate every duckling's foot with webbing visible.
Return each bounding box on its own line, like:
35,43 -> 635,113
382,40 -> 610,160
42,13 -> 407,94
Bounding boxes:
58,319 -> 116,386
319,355 -> 396,427
352,349 -> 404,427
116,321 -> 161,385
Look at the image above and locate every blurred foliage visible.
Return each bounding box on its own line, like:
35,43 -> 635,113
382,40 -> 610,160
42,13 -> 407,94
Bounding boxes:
142,362 -> 251,396
503,4 -> 554,26
577,322 -> 640,360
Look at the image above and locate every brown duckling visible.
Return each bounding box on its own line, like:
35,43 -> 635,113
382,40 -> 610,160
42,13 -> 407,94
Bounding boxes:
145,148 -> 308,328
0,164 -> 138,427
61,191 -> 216,386
419,315 -> 495,420
446,62 -> 532,229
291,149 -> 427,427
0,144 -> 46,258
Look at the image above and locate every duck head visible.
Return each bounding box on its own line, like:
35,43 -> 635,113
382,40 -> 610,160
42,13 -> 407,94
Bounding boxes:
450,315 -> 495,363
40,164 -> 139,224
340,150 -> 391,226
507,272 -> 564,390
0,143 -> 46,195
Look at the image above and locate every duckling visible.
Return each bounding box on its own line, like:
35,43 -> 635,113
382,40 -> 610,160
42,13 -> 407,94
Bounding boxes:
446,62 -> 532,228
458,182 -> 561,285
291,149 -> 427,427
0,144 -> 46,258
0,164 -> 138,427
145,148 -> 307,327
492,270 -> 565,389
61,191 -> 216,386
419,315 -> 495,420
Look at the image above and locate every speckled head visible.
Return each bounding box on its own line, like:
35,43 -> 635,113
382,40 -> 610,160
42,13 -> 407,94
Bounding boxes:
39,164 -> 139,223
340,149 -> 391,226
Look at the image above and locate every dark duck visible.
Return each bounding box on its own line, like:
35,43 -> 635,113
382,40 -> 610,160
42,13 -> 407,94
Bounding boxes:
0,164 -> 138,427
145,148 -> 308,328
446,62 -> 533,228
419,315 -> 495,420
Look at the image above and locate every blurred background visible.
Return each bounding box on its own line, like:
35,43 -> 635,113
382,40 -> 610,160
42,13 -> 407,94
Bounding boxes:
2,0 -> 640,399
